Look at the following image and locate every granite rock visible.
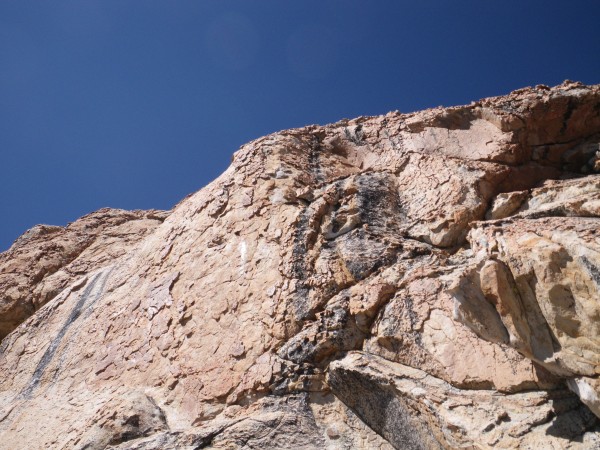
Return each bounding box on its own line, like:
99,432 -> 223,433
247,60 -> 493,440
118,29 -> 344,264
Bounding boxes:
1,81 -> 600,449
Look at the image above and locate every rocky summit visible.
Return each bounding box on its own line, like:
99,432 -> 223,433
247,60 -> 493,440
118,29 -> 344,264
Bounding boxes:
2,81 -> 600,449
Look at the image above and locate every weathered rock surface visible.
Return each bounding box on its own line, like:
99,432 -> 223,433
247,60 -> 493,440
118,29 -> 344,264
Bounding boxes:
0,208 -> 169,340
329,352 -> 600,449
1,81 -> 600,449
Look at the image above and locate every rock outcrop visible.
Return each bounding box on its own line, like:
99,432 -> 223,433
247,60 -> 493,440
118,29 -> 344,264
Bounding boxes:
0,208 -> 168,340
1,81 -> 600,449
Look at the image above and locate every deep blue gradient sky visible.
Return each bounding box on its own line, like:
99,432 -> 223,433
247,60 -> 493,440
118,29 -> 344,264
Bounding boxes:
1,1 -> 599,251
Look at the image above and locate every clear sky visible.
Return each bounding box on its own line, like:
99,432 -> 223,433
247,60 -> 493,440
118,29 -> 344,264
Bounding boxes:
1,1 -> 599,251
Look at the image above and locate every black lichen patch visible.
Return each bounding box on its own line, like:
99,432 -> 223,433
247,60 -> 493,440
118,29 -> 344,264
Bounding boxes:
286,172 -> 406,324
337,229 -> 397,281
289,205 -> 321,323
355,173 -> 406,234
328,364 -> 443,450
581,255 -> 600,289
308,134 -> 325,184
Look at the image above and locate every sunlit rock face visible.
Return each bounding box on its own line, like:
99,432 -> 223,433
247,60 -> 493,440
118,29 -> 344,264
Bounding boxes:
1,81 -> 600,449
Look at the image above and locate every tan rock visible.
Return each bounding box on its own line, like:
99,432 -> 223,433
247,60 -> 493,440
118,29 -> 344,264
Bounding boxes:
567,377 -> 600,420
1,82 -> 600,449
0,208 -> 168,340
329,351 -> 600,449
461,215 -> 600,377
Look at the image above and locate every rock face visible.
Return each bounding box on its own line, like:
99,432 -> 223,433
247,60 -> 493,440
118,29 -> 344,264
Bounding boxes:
1,81 -> 600,449
0,208 -> 169,340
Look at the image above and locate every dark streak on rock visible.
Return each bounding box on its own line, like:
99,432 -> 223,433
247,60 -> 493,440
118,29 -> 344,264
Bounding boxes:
289,207 -> 316,323
309,135 -> 325,185
581,255 -> 600,288
328,363 -> 443,450
22,268 -> 112,397
560,98 -> 576,136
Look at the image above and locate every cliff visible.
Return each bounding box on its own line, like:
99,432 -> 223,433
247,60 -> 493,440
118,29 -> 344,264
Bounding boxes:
1,81 -> 600,449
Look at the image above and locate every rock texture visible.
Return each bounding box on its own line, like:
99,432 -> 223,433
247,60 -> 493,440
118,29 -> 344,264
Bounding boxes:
1,81 -> 600,449
0,208 -> 168,340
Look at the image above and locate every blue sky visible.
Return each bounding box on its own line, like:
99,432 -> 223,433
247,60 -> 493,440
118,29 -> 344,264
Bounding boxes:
1,1 -> 599,251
